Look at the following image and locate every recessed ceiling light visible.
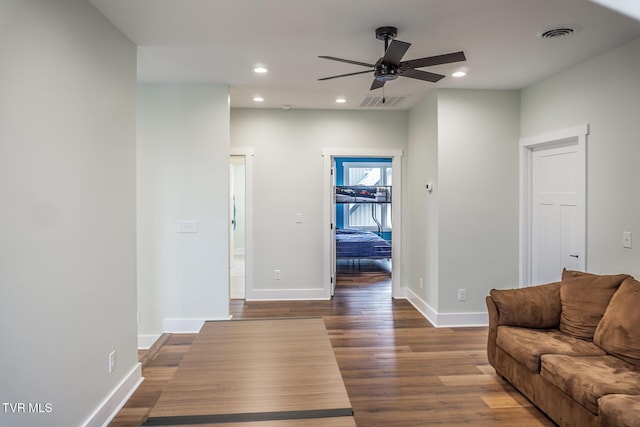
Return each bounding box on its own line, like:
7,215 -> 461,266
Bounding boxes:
335,98 -> 346,104
253,66 -> 268,74
452,71 -> 467,78
253,96 -> 264,102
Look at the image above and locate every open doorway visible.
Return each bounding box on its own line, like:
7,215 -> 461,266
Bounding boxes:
334,157 -> 393,284
322,148 -> 403,299
229,155 -> 246,299
229,147 -> 254,302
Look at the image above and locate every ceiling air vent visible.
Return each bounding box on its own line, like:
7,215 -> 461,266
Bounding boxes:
360,96 -> 406,108
537,25 -> 581,40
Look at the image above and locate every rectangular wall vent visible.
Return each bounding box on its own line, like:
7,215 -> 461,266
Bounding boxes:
360,96 -> 406,108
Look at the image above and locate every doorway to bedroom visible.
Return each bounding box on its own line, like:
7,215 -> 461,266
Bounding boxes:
323,148 -> 402,299
334,157 -> 393,293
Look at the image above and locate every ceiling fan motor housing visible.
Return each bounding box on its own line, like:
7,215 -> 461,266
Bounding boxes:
374,61 -> 399,81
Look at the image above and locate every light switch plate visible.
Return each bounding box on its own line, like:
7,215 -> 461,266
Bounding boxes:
177,220 -> 199,233
623,231 -> 632,249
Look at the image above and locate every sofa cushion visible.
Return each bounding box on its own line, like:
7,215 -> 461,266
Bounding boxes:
496,326 -> 605,372
540,354 -> 640,415
594,277 -> 640,366
599,394 -> 640,427
559,269 -> 630,340
490,282 -> 561,328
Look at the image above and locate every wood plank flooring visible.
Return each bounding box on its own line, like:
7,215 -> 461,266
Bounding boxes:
110,272 -> 555,427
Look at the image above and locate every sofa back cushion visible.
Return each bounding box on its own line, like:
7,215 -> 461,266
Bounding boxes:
560,269 -> 630,340
490,282 -> 561,328
594,277 -> 640,366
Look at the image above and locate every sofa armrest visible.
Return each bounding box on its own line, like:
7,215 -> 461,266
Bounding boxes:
486,295 -> 500,367
489,281 -> 561,329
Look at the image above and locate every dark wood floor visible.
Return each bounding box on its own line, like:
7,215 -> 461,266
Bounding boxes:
110,270 -> 554,426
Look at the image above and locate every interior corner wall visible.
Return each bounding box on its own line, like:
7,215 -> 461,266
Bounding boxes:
230,108 -> 408,298
437,89 -> 520,315
137,84 -> 231,338
0,1 -> 138,426
406,92 -> 440,311
521,37 -> 640,278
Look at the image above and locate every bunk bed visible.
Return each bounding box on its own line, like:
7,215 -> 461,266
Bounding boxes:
335,185 -> 392,262
335,228 -> 391,259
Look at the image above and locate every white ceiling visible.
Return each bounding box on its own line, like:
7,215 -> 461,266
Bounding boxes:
89,0 -> 640,110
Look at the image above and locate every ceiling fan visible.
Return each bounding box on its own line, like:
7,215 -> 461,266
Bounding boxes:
318,26 -> 466,90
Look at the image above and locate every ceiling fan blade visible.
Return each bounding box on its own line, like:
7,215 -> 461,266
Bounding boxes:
318,69 -> 374,81
318,56 -> 375,68
370,79 -> 385,90
400,51 -> 466,70
400,68 -> 445,83
382,40 -> 411,65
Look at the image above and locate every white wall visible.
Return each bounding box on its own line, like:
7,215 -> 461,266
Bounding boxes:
0,1 -> 138,426
438,89 -> 521,313
230,108 -> 408,298
405,89 -> 520,325
521,37 -> 640,278
137,84 -> 231,339
406,92 -> 440,308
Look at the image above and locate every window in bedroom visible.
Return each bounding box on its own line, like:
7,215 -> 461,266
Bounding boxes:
342,161 -> 392,232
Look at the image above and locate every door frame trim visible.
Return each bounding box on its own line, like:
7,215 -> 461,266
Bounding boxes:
519,124 -> 589,286
322,148 -> 403,298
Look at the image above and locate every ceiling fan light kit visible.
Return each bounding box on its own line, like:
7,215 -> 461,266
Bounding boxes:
319,26 -> 466,91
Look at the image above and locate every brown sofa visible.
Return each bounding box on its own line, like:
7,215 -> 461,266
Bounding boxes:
486,269 -> 640,427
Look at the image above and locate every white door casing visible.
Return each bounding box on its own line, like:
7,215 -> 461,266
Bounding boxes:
330,163 -> 337,296
520,125 -> 588,286
322,148 -> 403,299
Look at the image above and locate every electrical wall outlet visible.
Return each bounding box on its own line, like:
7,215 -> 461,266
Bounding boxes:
274,269 -> 282,280
108,350 -> 116,373
457,289 -> 467,302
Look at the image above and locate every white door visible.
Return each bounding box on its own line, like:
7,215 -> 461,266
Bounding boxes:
521,125 -> 588,286
531,143 -> 583,283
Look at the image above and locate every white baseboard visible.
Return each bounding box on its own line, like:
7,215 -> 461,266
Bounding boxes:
83,363 -> 143,427
138,334 -> 161,350
404,288 -> 488,328
245,288 -> 330,301
162,317 -> 232,333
